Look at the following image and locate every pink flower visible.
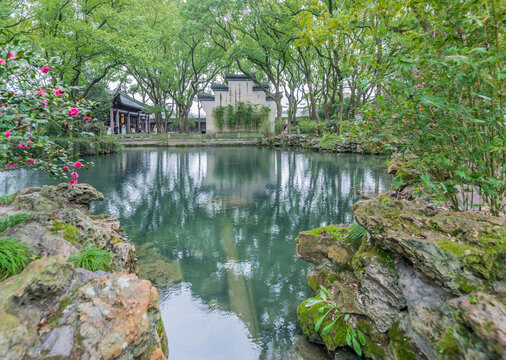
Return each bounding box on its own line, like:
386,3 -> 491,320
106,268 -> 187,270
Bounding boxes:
7,52 -> 16,59
416,84 -> 422,88
422,83 -> 426,87
27,139 -> 33,143
82,99 -> 86,103
71,172 -> 79,179
414,75 -> 418,78
74,161 -> 82,169
42,102 -> 47,108
4,131 -> 11,137
68,179 -> 78,185
58,149 -> 64,153
7,163 -> 14,168
0,59 -> 5,64
377,141 -> 382,146
54,213 -> 61,217
68,108 -> 79,116
37,89 -> 47,96
63,165 -> 69,170
41,66 -> 53,74
402,124 -> 407,127
26,158 -> 34,162
53,89 -> 65,96
18,141 -> 24,149
83,115 -> 91,120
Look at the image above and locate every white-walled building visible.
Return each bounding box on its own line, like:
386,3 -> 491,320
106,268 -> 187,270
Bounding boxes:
198,73 -> 276,133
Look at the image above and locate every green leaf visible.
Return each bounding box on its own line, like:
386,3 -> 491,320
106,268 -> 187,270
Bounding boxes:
314,310 -> 330,332
321,319 -> 337,336
344,314 -> 350,322
346,332 -> 352,346
357,329 -> 366,345
352,337 -> 362,356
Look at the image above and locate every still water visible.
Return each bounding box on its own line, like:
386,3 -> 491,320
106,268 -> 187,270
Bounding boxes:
0,147 -> 391,359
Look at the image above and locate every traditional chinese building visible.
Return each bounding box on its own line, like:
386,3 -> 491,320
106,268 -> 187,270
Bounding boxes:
198,73 -> 276,133
107,91 -> 152,134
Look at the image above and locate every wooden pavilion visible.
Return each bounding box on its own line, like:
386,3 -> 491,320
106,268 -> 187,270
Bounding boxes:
108,91 -> 152,134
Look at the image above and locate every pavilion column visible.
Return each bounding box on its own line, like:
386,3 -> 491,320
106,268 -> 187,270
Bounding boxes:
145,115 -> 149,133
115,110 -> 120,134
109,108 -> 114,132
127,112 -> 131,134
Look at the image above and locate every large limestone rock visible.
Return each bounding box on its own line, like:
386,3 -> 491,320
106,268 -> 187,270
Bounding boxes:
3,184 -> 137,272
0,184 -> 168,360
296,194 -> 505,360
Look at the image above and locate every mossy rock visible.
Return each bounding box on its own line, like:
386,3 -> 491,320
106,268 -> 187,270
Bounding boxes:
437,327 -> 461,360
387,321 -> 417,360
50,221 -> 82,244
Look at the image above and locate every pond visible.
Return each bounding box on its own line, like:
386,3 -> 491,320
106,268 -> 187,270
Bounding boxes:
0,147 -> 392,359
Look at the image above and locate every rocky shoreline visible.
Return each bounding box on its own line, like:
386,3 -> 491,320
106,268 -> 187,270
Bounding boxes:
0,184 -> 168,360
295,191 -> 505,359
259,135 -> 403,155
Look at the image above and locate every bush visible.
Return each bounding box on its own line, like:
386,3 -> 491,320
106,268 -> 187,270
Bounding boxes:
213,103 -> 270,131
298,120 -> 326,134
0,237 -> 35,280
0,213 -> 30,234
70,245 -> 111,272
0,193 -> 16,205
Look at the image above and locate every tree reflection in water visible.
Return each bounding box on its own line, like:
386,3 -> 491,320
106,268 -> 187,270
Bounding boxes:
0,147 -> 391,360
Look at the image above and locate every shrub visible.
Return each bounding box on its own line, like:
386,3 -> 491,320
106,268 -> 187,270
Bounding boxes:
70,246 -> 111,272
0,193 -> 16,205
0,212 -> 30,234
298,120 -> 326,134
0,237 -> 35,280
346,224 -> 368,249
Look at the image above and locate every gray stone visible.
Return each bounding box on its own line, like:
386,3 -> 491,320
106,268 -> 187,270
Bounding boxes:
40,326 -> 74,356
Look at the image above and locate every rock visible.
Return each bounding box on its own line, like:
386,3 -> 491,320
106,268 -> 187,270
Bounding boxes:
39,325 -> 75,356
138,259 -> 183,285
4,185 -> 137,273
74,268 -> 110,283
0,257 -> 74,360
352,243 -> 405,333
352,197 -> 504,293
296,225 -> 351,267
449,292 -> 506,358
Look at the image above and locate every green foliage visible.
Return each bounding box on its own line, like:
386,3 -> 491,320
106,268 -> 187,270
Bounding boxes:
346,224 -> 367,249
298,120 -> 325,135
0,236 -> 35,280
305,285 -> 365,356
213,103 -> 270,131
0,212 -> 30,234
70,246 -> 111,272
0,39 -> 94,181
0,193 -> 15,205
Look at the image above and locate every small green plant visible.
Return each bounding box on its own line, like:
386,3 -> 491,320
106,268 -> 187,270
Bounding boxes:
0,237 -> 35,280
70,246 -> 111,272
305,285 -> 366,356
0,193 -> 16,205
0,212 -> 30,234
346,224 -> 368,249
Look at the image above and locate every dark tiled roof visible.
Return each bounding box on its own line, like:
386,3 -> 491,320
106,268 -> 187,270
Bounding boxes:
225,73 -> 255,82
253,85 -> 270,92
211,83 -> 229,91
197,93 -> 215,101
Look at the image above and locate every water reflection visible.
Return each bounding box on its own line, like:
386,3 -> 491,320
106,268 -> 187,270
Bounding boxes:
0,147 -> 391,359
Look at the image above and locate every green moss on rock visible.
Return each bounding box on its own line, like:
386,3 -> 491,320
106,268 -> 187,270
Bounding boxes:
305,225 -> 347,242
437,327 -> 461,360
387,321 -> 417,360
51,221 -> 81,244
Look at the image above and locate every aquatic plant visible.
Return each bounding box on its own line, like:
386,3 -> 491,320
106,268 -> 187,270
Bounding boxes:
0,236 -> 35,280
70,245 -> 111,272
305,285 -> 366,356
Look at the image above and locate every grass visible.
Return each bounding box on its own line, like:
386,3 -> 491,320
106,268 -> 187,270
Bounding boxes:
0,212 -> 30,234
70,245 -> 111,272
0,237 -> 35,280
0,193 -> 16,205
346,224 -> 368,249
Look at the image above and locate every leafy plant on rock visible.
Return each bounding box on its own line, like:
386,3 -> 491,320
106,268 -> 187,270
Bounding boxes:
0,236 -> 35,280
70,245 -> 111,272
306,285 -> 366,356
346,224 -> 368,249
